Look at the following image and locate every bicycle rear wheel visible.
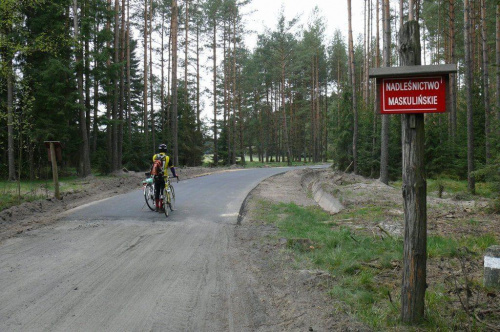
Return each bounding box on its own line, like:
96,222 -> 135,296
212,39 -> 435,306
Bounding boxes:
144,184 -> 155,211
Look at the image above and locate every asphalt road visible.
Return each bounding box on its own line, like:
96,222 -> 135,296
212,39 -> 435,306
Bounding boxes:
0,166 -> 314,331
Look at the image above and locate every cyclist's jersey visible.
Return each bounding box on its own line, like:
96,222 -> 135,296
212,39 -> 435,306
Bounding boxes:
152,153 -> 173,177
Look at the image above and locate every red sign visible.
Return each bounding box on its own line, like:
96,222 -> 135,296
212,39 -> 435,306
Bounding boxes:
379,76 -> 447,114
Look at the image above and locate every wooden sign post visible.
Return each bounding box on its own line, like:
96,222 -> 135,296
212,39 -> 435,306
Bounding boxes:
44,141 -> 62,200
370,22 -> 456,324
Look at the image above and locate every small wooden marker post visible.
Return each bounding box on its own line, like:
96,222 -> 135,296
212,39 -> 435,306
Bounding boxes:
484,246 -> 500,288
369,22 -> 456,324
44,141 -> 62,200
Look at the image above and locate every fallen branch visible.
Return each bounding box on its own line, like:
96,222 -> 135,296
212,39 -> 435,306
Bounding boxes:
349,235 -> 360,243
344,161 -> 354,173
474,312 -> 500,331
377,224 -> 394,240
361,262 -> 383,269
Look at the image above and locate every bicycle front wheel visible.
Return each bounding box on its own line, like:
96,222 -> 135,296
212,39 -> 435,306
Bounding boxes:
163,192 -> 170,217
168,184 -> 175,211
144,184 -> 155,211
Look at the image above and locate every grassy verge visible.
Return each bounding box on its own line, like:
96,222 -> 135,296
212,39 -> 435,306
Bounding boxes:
257,200 -> 498,330
392,177 -> 495,199
0,176 -> 91,212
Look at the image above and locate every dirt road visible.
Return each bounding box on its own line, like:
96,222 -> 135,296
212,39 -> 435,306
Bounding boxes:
0,167 -> 333,331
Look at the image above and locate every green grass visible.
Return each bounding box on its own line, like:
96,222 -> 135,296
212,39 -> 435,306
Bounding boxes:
427,233 -> 496,258
257,201 -> 403,327
0,176 -> 103,212
338,205 -> 388,222
257,200 -> 498,330
392,177 -> 495,198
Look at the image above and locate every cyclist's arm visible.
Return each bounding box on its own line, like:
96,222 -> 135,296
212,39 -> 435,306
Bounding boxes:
167,158 -> 177,178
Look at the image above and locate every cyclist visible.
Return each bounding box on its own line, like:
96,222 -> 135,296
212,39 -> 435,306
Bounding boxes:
152,144 -> 177,212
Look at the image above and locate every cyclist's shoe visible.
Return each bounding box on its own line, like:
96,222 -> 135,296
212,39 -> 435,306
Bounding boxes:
155,207 -> 159,212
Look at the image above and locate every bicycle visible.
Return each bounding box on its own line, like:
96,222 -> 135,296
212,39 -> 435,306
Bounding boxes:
143,173 -> 178,217
162,176 -> 177,217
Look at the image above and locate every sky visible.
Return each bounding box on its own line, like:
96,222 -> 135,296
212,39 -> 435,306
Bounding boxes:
242,0 -> 366,50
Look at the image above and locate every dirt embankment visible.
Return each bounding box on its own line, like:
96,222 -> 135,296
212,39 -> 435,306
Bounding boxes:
236,168 -> 371,331
238,167 -> 500,330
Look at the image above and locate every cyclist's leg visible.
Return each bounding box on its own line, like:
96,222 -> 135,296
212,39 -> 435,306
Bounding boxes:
158,178 -> 166,211
154,179 -> 161,211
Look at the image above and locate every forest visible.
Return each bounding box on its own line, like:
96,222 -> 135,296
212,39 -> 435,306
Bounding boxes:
0,0 -> 499,201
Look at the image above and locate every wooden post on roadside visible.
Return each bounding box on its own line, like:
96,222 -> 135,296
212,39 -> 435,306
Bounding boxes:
45,141 -> 61,200
399,20 -> 427,324
370,26 -> 455,327
49,142 -> 61,200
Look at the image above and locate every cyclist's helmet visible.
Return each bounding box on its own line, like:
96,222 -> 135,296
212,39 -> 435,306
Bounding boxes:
158,144 -> 167,153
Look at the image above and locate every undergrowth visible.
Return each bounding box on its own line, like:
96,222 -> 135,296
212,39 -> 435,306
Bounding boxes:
0,176 -> 89,212
257,200 -> 499,330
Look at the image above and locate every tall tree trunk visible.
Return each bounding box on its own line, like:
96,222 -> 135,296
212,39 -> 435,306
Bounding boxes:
449,0 -> 457,140
348,0 -> 358,174
119,0 -> 126,167
113,0 -> 120,170
324,80 -> 328,162
281,59 -> 291,165
167,22 -> 172,141
238,67 -> 245,164
497,4 -> 500,128
74,0 -> 91,176
93,11 -> 99,154
223,22 -> 231,164
149,0 -> 155,153
106,0 -> 112,168
7,57 -> 15,181
481,0 -> 491,163
93,59 -> 99,154
84,0 -> 91,147
161,10 -> 165,138
363,0 -> 367,104
464,0 -> 475,194
196,0 -> 200,132
256,92 -> 262,162
212,17 -> 218,165
172,0 -> 179,165
371,0 -> 380,177
231,16 -> 237,165
337,59 -> 341,131
126,0 -> 132,145
364,0 -> 371,106
311,57 -> 316,162
143,0 -> 149,148
315,55 -> 320,162
398,0 -> 403,65
184,0 -> 189,105
380,0 -> 390,184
